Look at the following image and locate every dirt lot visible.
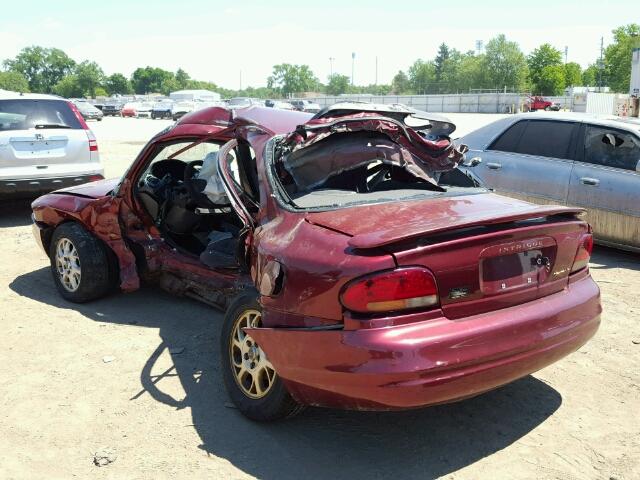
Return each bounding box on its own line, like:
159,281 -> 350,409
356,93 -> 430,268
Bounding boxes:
0,115 -> 638,480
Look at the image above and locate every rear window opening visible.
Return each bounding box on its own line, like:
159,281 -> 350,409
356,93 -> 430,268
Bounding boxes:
271,131 -> 482,210
0,99 -> 83,131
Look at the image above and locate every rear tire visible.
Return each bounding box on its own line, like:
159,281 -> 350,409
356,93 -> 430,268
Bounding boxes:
220,290 -> 304,421
49,223 -> 116,303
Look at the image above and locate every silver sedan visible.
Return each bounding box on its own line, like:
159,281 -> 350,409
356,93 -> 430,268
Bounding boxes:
460,112 -> 640,253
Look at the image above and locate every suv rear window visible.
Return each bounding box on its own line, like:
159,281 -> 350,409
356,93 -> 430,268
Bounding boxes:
0,99 -> 82,131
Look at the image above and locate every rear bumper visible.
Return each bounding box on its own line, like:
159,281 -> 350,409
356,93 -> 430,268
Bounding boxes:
0,173 -> 104,199
247,275 -> 601,410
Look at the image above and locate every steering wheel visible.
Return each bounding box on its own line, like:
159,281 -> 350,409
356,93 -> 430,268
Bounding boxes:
183,160 -> 231,209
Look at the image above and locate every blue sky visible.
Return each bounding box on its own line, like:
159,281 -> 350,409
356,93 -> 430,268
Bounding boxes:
0,0 -> 635,88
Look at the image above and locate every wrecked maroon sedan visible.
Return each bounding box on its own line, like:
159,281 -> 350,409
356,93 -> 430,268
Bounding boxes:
31,103 -> 601,421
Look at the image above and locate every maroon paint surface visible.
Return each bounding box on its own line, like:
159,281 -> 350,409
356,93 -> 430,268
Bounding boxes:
31,106 -> 601,410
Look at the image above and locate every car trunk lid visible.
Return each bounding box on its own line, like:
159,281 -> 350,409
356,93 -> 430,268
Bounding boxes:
306,193 -> 587,318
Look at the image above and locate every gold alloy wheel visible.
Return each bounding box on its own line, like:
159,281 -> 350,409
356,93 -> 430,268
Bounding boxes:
229,309 -> 277,399
55,238 -> 81,292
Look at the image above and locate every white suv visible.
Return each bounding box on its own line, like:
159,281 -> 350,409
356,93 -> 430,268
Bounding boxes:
0,92 -> 104,198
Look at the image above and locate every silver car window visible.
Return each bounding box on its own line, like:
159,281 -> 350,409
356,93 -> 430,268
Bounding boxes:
583,126 -> 640,171
515,121 -> 575,160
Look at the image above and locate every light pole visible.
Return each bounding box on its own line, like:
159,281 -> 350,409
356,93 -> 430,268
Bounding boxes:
351,52 -> 355,85
329,57 -> 335,78
375,56 -> 378,86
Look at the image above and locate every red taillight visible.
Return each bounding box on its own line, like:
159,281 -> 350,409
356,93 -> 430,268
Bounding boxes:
340,267 -> 439,314
88,174 -> 104,182
67,101 -> 90,130
571,233 -> 593,273
86,129 -> 98,151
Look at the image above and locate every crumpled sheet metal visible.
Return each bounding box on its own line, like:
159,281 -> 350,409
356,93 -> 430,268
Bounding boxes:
286,114 -> 465,166
282,114 -> 467,190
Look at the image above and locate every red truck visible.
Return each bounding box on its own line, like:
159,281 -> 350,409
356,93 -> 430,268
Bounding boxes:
525,96 -> 560,112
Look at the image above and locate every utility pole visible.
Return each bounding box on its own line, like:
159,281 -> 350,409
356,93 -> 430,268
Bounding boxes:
598,37 -> 604,92
375,56 -> 378,86
329,57 -> 334,78
239,70 -> 242,91
351,52 -> 355,86
564,46 -> 568,64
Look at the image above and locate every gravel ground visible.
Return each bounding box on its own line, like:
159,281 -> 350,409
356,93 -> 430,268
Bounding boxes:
0,114 -> 638,480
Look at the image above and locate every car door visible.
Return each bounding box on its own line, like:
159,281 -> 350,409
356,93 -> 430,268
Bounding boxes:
567,124 -> 640,249
474,119 -> 578,206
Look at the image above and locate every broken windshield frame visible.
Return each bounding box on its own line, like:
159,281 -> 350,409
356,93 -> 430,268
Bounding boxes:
265,135 -> 484,213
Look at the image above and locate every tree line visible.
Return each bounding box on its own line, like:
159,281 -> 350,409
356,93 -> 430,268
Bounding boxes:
0,24 -> 637,99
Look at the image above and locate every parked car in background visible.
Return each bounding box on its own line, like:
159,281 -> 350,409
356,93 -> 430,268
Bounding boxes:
102,102 -> 124,116
136,102 -> 153,118
171,99 -> 225,120
290,99 -> 321,113
227,97 -> 264,109
267,100 -> 295,110
460,112 -> 640,252
525,96 -> 554,112
31,104 -> 600,421
72,101 -> 103,121
151,100 -> 173,119
0,93 -> 103,198
121,102 -> 139,117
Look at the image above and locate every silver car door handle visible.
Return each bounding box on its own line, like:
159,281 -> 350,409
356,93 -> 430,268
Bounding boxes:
486,162 -> 502,170
580,177 -> 600,186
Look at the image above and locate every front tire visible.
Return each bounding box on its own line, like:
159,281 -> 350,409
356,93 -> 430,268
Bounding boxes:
49,223 -> 116,303
220,290 -> 303,421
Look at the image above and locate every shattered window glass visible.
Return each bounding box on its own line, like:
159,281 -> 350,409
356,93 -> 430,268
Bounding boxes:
583,126 -> 640,171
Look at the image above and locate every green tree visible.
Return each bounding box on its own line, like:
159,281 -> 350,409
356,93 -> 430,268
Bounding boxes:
52,75 -> 83,98
175,68 -> 190,89
75,61 -> 104,97
582,64 -> 598,86
267,64 -> 319,95
438,49 -> 467,93
563,62 -> 582,87
527,43 -> 562,92
483,34 -> 528,91
434,43 -> 450,83
326,74 -> 351,95
105,73 -> 132,95
604,23 -> 640,92
0,71 -> 30,92
3,46 -> 75,93
537,65 -> 566,95
456,52 -> 485,92
160,76 -> 180,95
131,67 -> 175,94
391,70 -> 410,94
408,59 -> 436,94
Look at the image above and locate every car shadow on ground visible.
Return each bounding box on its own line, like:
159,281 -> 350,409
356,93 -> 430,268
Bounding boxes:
0,199 -> 35,228
590,245 -> 639,272
10,267 -> 562,480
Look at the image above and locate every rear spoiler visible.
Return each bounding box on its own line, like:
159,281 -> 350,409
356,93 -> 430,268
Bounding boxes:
348,205 -> 584,249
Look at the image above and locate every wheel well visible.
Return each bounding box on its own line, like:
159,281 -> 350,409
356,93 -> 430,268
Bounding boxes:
45,220 -> 120,283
